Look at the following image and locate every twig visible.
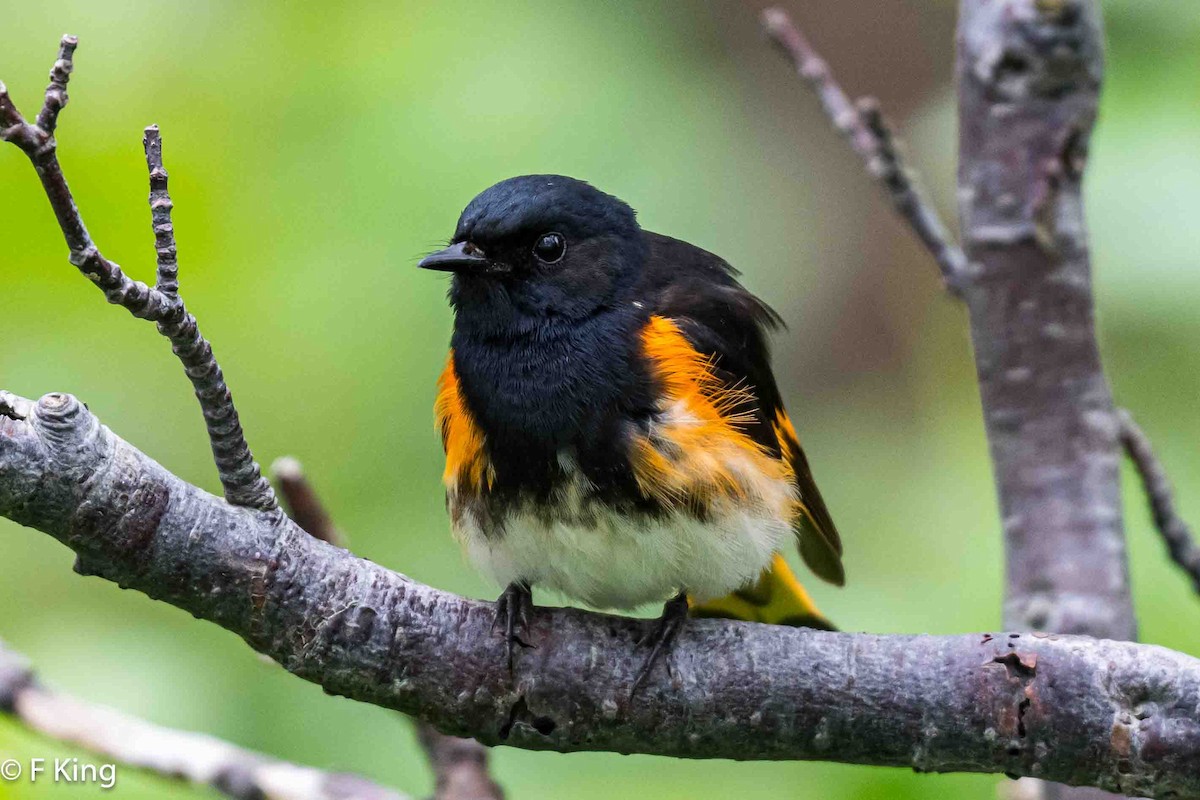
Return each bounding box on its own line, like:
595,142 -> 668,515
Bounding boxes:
1118,409 -> 1200,594
957,5 -> 1128,800
33,35 -> 76,134
2,391 -> 1199,799
0,638 -> 407,800
271,457 -> 344,545
760,7 -> 971,295
271,458 -> 504,800
144,126 -> 179,298
0,36 -> 276,512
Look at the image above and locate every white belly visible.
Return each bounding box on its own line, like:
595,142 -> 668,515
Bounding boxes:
452,499 -> 789,610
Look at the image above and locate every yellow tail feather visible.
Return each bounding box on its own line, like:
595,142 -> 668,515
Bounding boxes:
688,554 -> 836,630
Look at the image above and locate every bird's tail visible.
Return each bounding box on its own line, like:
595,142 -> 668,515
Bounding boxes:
688,553 -> 836,630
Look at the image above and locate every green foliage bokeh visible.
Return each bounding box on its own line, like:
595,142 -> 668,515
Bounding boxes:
2,1 -> 1199,798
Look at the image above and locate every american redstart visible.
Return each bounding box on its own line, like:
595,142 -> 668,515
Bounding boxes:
420,175 -> 842,685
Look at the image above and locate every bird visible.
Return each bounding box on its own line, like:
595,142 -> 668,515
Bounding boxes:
419,175 -> 843,687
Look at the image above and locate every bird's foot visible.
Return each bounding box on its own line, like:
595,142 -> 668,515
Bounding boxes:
632,592 -> 689,695
492,582 -> 534,671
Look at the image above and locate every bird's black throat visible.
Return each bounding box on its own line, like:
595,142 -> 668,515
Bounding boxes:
449,292 -> 656,504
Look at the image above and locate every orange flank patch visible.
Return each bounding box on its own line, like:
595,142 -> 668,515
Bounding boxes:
434,352 -> 493,493
631,315 -> 794,513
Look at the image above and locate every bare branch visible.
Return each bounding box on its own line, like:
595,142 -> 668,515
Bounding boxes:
957,6 -> 1130,799
760,7 -> 971,294
1118,409 -> 1200,594
1,392 -> 1199,799
957,0 -> 1131,638
271,457 -> 504,800
0,638 -> 407,800
0,38 -> 276,512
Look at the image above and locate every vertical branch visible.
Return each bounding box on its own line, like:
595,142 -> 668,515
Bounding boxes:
956,0 -> 1131,639
957,3 -> 1132,797
144,126 -> 179,298
33,35 -> 77,134
765,8 -> 1151,795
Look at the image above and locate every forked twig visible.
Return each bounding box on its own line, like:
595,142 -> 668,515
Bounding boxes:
0,36 -> 276,511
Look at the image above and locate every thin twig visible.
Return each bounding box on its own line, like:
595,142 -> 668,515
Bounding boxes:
0,638 -> 407,800
271,457 -> 344,545
144,126 -> 179,298
760,7 -> 971,295
0,36 -> 276,511
1118,409 -> 1200,594
271,458 -> 504,800
33,34 -> 77,134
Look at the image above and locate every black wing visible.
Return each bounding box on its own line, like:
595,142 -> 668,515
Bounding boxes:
638,231 -> 844,586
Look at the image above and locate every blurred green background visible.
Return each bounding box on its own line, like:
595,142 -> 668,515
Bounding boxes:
2,1 -> 1199,797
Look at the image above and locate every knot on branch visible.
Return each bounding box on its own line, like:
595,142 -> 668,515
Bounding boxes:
31,393 -> 90,444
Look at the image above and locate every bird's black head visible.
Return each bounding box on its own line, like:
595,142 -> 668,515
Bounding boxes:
420,175 -> 645,337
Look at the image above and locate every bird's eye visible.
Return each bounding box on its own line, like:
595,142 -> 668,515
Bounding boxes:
532,232 -> 566,264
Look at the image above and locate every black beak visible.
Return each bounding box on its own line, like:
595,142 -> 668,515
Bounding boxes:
418,241 -> 503,274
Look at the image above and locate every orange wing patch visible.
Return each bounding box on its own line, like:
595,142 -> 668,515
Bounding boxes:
631,315 -> 793,513
434,352 -> 493,493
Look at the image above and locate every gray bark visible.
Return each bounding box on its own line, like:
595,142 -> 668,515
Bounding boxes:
2,391 -> 1199,798
956,5 -> 1136,798
957,0 -> 1133,640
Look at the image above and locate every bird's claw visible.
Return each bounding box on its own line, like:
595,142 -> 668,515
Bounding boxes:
493,582 -> 534,671
631,592 -> 689,695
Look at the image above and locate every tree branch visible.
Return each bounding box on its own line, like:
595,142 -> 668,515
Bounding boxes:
958,6 -> 1131,798
761,7 -> 971,295
1118,410 -> 1200,595
0,637 -> 407,800
270,458 -> 505,800
0,36 -> 276,512
768,6 -> 1136,799
1,392 -> 1198,798
957,0 -> 1131,639
764,0 -> 1136,698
